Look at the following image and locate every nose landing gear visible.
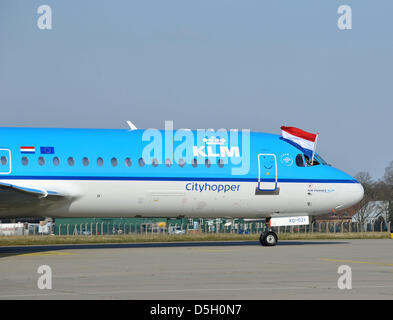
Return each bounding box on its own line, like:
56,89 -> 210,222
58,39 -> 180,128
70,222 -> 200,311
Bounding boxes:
259,230 -> 278,246
259,218 -> 278,246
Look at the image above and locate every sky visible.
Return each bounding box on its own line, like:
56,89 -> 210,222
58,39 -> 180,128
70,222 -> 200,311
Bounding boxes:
0,0 -> 392,180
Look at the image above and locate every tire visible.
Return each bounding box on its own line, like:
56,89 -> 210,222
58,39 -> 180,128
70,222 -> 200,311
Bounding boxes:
259,231 -> 278,246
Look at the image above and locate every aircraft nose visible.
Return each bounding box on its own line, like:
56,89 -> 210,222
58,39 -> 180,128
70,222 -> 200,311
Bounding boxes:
350,182 -> 364,205
335,182 -> 364,212
330,168 -> 365,211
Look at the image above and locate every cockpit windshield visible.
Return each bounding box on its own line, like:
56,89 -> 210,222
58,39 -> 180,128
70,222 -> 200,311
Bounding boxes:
303,153 -> 328,167
314,153 -> 328,165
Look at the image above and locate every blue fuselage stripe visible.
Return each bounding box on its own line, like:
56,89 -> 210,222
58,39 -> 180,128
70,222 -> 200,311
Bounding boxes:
1,176 -> 359,183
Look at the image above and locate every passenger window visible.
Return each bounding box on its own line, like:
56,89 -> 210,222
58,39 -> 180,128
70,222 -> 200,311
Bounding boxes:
152,158 -> 159,167
38,157 -> 45,166
165,158 -> 172,167
205,159 -> 211,168
53,157 -> 60,166
97,157 -> 104,167
296,154 -> 305,167
82,157 -> 89,166
191,158 -> 198,168
111,157 -> 118,167
138,158 -> 145,167
125,158 -> 132,167
178,158 -> 185,167
22,157 -> 29,166
68,157 -> 75,166
217,159 -> 224,168
1,156 -> 7,165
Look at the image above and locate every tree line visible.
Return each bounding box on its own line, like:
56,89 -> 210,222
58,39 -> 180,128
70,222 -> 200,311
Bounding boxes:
354,161 -> 393,224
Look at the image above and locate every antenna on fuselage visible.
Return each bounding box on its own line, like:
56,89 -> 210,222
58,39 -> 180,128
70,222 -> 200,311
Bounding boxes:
126,121 -> 138,131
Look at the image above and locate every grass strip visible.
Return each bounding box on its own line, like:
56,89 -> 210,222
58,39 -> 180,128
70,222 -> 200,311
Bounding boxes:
0,232 -> 390,247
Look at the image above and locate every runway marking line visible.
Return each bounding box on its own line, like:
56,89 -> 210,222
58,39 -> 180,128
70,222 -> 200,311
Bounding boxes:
321,258 -> 393,267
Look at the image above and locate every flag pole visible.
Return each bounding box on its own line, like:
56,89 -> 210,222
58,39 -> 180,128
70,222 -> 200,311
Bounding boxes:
311,133 -> 319,165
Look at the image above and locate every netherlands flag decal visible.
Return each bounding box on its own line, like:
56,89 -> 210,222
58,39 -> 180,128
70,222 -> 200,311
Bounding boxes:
20,146 -> 35,154
280,126 -> 318,157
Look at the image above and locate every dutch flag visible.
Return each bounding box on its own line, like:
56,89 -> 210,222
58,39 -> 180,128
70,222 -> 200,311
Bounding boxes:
20,146 -> 35,154
280,126 -> 318,158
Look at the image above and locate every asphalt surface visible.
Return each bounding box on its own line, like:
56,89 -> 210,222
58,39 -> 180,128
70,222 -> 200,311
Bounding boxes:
0,239 -> 392,299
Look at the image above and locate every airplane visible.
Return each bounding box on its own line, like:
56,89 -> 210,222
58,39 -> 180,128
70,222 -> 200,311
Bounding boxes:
0,125 -> 364,246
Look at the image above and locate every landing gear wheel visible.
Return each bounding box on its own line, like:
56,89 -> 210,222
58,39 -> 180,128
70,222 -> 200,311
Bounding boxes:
259,231 -> 278,246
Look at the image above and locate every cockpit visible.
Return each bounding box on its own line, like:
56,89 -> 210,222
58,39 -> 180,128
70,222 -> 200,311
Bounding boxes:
295,153 -> 328,167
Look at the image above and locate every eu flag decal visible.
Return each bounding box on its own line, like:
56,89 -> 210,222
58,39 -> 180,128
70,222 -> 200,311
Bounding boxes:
40,147 -> 55,154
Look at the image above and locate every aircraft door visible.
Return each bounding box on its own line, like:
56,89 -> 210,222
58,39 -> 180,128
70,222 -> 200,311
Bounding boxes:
258,154 -> 277,191
0,149 -> 11,174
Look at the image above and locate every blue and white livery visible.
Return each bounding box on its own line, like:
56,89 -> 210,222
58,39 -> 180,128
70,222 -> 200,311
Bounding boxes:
0,127 -> 363,246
